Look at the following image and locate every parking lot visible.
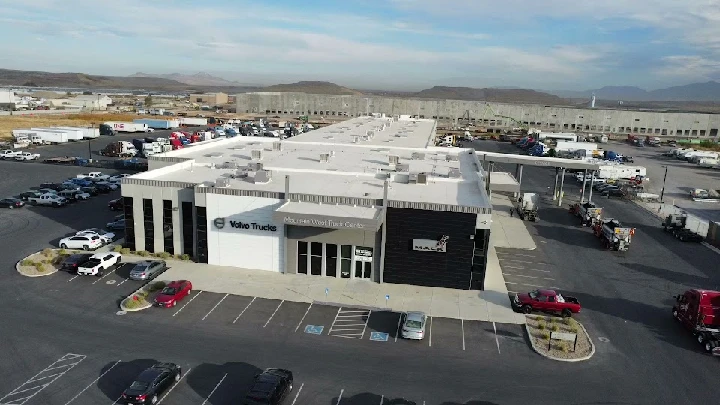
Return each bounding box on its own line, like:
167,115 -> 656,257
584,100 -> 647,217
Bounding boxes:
496,248 -> 562,295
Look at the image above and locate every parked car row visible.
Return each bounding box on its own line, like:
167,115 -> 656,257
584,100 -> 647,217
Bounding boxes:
12,172 -> 125,208
0,149 -> 40,161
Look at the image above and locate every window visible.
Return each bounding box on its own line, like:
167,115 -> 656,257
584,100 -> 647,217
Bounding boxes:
691,130 -> 698,136
340,245 -> 352,278
297,242 -> 308,274
325,244 -> 337,277
143,198 -> 154,253
181,202 -> 193,256
123,197 -> 135,251
162,200 -> 173,255
310,242 -> 322,275
700,130 -> 707,136
196,206 -> 208,263
634,118 -> 640,122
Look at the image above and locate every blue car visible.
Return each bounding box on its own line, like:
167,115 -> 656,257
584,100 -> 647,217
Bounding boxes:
70,178 -> 93,187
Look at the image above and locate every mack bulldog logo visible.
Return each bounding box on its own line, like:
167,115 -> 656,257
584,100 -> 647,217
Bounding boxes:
412,236 -> 449,252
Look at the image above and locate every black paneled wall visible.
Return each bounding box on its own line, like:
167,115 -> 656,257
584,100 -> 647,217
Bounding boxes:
384,208 -> 477,290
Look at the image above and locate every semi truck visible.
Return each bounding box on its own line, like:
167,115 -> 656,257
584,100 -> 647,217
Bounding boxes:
514,193 -> 539,221
569,201 -> 602,227
101,122 -> 150,135
179,117 -> 208,126
100,141 -> 137,157
133,118 -> 180,129
672,289 -> 720,354
593,219 -> 634,251
661,213 -> 705,242
555,141 -> 599,155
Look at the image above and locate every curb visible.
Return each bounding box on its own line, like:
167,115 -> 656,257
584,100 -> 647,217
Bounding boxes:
525,318 -> 596,363
120,285 -> 154,312
15,250 -> 62,278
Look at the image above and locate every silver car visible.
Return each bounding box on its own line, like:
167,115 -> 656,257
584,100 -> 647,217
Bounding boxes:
128,260 -> 167,281
401,311 -> 427,340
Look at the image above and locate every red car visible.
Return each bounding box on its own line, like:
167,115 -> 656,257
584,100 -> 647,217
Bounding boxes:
153,280 -> 192,308
512,289 -> 581,317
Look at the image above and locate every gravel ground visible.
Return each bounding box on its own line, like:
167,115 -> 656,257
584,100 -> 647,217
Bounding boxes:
525,315 -> 593,360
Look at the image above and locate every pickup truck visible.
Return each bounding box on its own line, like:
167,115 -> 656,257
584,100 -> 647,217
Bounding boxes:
1,150 -> 22,159
513,289 -> 581,317
77,172 -> 109,180
27,193 -> 67,207
15,152 -> 40,161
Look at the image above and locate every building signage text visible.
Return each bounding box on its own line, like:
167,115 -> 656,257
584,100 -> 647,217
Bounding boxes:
354,247 -> 373,262
282,216 -> 366,229
412,236 -> 449,253
214,217 -> 277,232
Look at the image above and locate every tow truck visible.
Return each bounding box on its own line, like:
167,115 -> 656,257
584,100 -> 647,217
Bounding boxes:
569,201 -> 602,227
593,218 -> 634,251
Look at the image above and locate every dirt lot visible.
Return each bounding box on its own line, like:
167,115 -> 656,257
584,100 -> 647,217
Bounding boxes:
0,113 -> 142,141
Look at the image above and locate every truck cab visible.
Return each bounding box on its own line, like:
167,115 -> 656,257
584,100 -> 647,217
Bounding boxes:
673,289 -> 720,353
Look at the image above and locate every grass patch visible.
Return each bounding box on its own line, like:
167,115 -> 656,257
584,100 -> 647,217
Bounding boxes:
136,250 -> 149,257
113,245 -> 124,252
550,324 -> 559,332
537,321 -> 546,330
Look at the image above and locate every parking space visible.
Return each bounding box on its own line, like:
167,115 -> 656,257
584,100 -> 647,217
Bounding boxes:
365,310 -> 402,341
463,320 -> 501,354
495,248 -> 561,293
328,307 -> 371,339
427,317 -> 464,351
294,302 -> 340,335
232,297 -> 285,328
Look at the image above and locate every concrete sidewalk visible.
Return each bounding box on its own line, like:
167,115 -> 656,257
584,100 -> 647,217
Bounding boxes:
490,193 -> 537,250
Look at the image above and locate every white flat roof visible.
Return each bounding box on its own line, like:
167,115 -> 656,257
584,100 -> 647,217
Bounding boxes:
134,117 -> 490,210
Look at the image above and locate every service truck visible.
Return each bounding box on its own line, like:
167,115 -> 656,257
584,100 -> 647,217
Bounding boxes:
672,289 -> 720,354
593,218 -> 634,251
133,118 -> 180,129
101,122 -> 150,135
514,193 -> 539,221
569,201 -> 602,227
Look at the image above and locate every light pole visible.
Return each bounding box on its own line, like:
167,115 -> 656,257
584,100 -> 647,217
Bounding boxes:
660,165 -> 668,203
88,122 -> 94,160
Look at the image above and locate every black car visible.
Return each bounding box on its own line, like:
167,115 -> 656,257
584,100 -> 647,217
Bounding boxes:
109,198 -> 123,211
106,218 -> 126,230
122,363 -> 181,404
95,183 -> 113,193
81,186 -> 99,196
39,182 -> 65,191
0,198 -> 24,209
244,368 -> 293,405
602,188 -> 625,198
59,253 -> 92,272
17,191 -> 41,201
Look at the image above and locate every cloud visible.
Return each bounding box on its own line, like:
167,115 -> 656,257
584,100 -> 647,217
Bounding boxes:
654,55 -> 720,80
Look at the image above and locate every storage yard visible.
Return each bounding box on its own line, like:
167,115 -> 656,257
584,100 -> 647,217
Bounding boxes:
0,113 -> 141,141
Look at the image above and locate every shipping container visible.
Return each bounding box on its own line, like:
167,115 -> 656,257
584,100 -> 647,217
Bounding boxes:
133,118 -> 180,129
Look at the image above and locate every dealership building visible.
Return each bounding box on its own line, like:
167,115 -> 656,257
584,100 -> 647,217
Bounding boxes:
120,116 -> 498,290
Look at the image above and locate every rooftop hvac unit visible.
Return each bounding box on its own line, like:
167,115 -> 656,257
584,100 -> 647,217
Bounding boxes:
446,154 -> 459,162
320,153 -> 330,163
251,149 -> 263,160
366,130 -> 374,137
216,177 -> 230,188
388,155 -> 400,165
248,162 -> 263,171
417,172 -> 428,184
411,152 -> 425,160
234,168 -> 249,179
272,141 -> 282,151
408,172 -> 418,183
393,173 -> 410,184
395,163 -> 410,172
222,161 -> 238,170
254,169 -> 272,183
448,168 -> 462,178
330,150 -> 336,157
352,136 -> 359,143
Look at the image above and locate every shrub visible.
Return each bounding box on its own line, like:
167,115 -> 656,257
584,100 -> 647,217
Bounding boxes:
137,250 -> 149,257
539,331 -> 550,340
58,248 -> 67,255
149,281 -> 167,292
21,259 -> 34,266
563,317 -> 572,325
548,316 -> 556,324
41,248 -> 53,257
157,252 -> 171,259
33,262 -> 47,272
550,324 -> 559,332
120,248 -> 131,255
180,254 -> 190,261
537,321 -> 546,330
569,325 -> 579,333
113,245 -> 123,252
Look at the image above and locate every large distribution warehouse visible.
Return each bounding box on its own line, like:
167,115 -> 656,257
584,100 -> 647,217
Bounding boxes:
121,116 -> 494,290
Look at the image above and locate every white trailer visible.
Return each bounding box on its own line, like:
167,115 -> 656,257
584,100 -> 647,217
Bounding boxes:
597,165 -> 647,180
538,132 -> 578,142
43,127 -> 83,141
687,151 -> 719,163
698,157 -> 719,168
52,126 -> 99,139
179,117 -> 208,126
31,129 -> 69,144
555,141 -> 599,154
102,122 -> 150,133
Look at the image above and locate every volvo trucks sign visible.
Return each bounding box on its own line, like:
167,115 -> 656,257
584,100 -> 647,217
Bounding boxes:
214,218 -> 277,232
412,236 -> 449,252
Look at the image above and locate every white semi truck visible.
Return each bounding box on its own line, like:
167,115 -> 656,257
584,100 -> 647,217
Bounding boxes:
514,193 -> 539,221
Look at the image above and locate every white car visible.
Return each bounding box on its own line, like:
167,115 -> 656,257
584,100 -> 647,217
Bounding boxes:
76,252 -> 121,276
76,228 -> 115,243
95,181 -> 119,190
58,234 -> 103,250
15,152 -> 40,161
107,174 -> 129,183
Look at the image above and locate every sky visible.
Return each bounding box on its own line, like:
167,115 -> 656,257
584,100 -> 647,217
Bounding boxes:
0,0 -> 719,91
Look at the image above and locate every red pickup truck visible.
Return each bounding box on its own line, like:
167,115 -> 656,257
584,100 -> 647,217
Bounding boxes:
513,289 -> 581,318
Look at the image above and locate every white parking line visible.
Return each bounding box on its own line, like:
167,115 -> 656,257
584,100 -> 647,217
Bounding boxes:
200,373 -> 227,405
394,313 -> 403,342
92,268 -> 117,285
493,322 -> 501,354
264,300 -> 285,327
116,278 -> 129,287
379,395 -> 384,404
328,307 -> 342,335
461,319 -> 466,351
360,311 -> 371,339
499,259 -> 533,264
67,275 -> 79,282
63,360 -> 120,405
506,281 -> 560,289
290,383 -> 304,405
172,291 -> 203,317
157,367 -> 191,404
202,293 -> 229,321
294,303 -> 313,332
0,353 -> 86,405
335,389 -> 344,404
503,273 -> 555,280
233,297 -> 256,324
428,316 -> 433,347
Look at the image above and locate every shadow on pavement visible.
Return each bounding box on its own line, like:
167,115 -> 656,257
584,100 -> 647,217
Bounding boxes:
331,393 -> 421,405
532,225 -> 599,249
97,358 -> 159,401
187,361 -> 262,405
366,310 -> 402,338
440,402 -> 501,405
619,262 -> 709,289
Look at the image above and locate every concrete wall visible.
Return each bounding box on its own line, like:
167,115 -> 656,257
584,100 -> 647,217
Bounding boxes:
204,193 -> 285,272
237,92 -> 720,138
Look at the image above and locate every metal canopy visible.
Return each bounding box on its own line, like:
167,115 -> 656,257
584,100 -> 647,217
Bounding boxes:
476,151 -> 601,171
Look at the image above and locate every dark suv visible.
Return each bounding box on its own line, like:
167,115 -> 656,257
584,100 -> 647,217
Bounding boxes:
122,363 -> 181,404
108,198 -> 123,211
244,368 -> 293,405
59,254 -> 92,272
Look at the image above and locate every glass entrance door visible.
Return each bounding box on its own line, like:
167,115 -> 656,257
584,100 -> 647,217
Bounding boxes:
354,261 -> 372,279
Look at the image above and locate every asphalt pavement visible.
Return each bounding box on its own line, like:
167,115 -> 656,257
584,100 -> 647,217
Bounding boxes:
0,141 -> 719,404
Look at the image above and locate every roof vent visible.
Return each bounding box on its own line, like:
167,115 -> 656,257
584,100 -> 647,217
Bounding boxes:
320,153 -> 330,163
395,163 -> 410,172
448,168 -> 461,178
234,168 -> 249,179
254,169 -> 272,183
366,130 -> 374,137
388,155 -> 400,165
411,152 -> 425,160
446,154 -> 459,162
248,162 -> 263,171
251,149 -> 263,160
351,135 -> 359,143
216,177 -> 230,188
417,172 -> 428,184
272,141 -> 282,151
222,161 -> 238,169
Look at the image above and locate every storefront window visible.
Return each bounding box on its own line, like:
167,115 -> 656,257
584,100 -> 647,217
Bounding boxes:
340,245 -> 352,278
325,244 -> 337,277
310,242 -> 322,275
297,241 -> 308,274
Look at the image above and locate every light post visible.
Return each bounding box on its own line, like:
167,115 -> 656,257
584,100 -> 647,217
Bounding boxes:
88,122 -> 94,160
660,165 -> 668,203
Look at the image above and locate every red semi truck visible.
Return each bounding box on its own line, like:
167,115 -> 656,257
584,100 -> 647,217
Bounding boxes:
672,289 -> 720,354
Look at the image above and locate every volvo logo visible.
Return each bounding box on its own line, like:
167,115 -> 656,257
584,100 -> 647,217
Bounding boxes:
213,217 -> 226,229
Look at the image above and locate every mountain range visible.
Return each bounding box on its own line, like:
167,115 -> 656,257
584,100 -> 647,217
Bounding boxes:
128,72 -> 244,86
550,82 -> 720,102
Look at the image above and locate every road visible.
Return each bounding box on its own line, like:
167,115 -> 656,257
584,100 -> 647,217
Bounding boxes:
0,142 -> 718,404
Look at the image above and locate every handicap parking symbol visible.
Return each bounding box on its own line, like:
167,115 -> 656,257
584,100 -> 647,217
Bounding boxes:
304,325 -> 324,335
370,332 -> 389,342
